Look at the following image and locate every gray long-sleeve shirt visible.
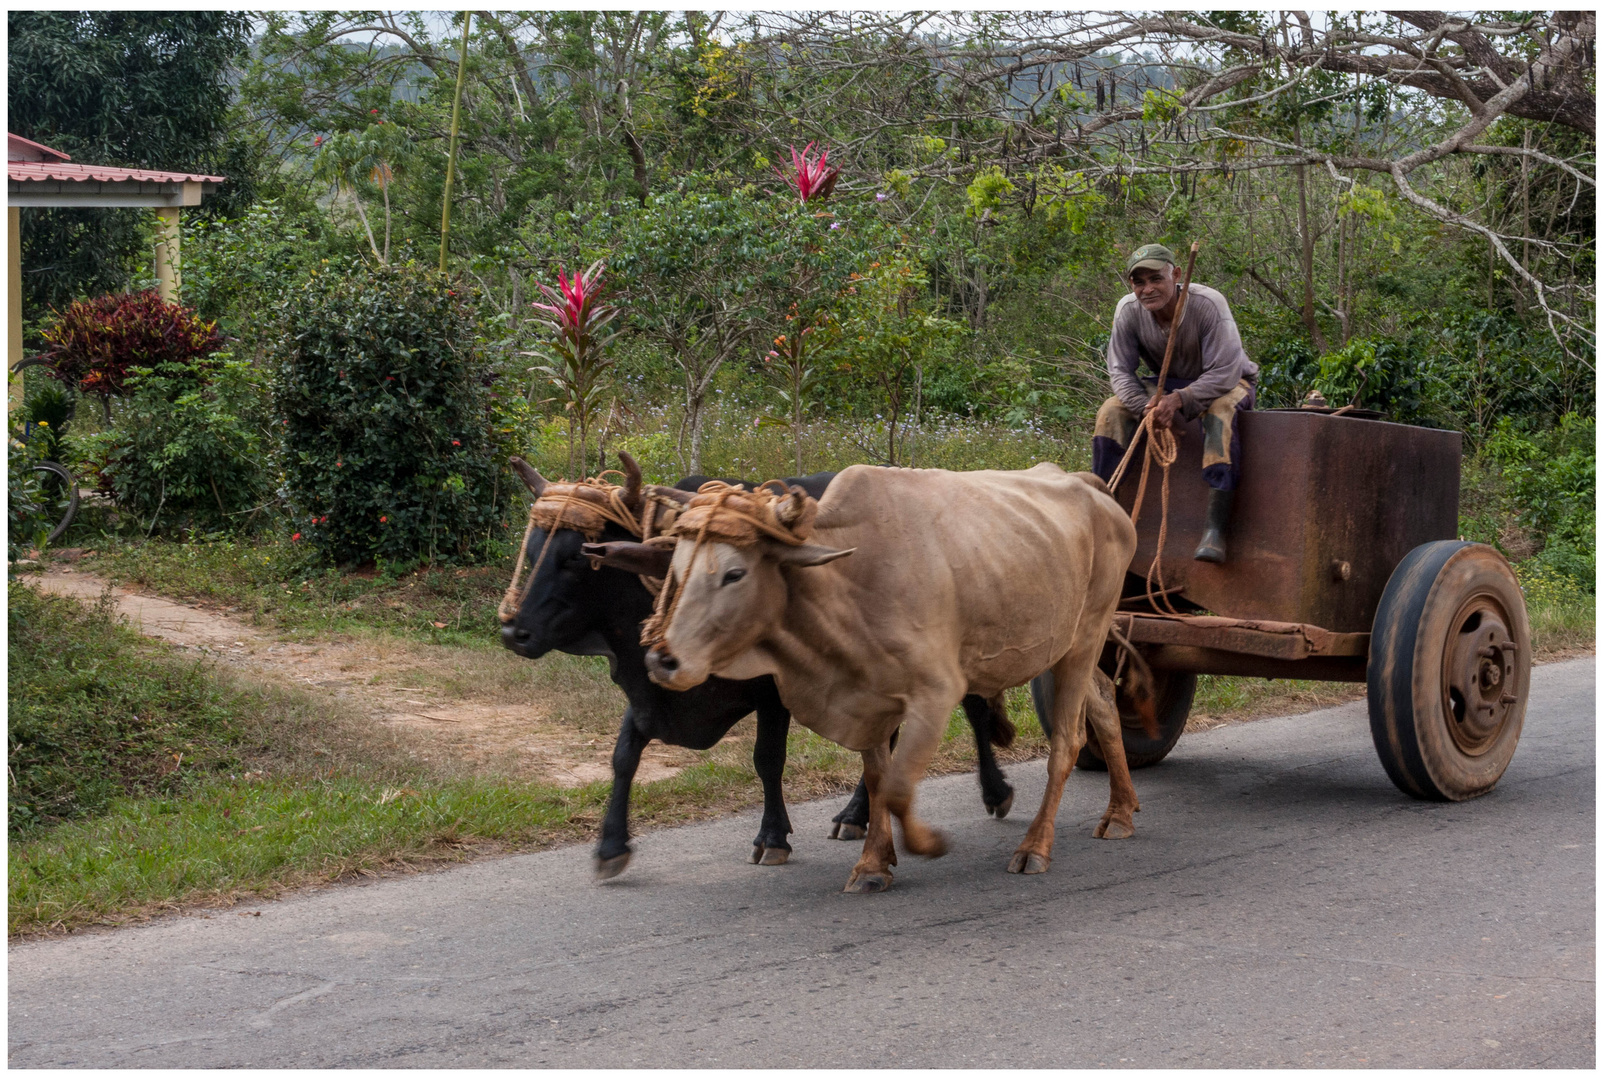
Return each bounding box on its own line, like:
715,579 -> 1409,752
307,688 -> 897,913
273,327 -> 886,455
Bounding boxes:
1106,283 -> 1258,420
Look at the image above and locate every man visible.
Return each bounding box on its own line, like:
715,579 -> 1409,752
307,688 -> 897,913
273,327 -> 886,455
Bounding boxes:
1091,244 -> 1258,563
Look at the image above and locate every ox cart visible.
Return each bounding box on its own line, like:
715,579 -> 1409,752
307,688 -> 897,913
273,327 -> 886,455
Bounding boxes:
1031,407 -> 1531,802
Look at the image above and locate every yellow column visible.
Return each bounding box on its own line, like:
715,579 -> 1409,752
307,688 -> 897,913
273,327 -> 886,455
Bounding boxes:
9,206 -> 22,413
154,206 -> 181,302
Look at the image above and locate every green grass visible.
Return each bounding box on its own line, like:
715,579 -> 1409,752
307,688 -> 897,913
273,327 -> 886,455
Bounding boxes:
79,536 -> 512,648
8,583 -> 256,834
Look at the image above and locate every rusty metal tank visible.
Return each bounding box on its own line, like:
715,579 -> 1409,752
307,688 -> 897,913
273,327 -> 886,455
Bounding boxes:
1112,409 -> 1462,633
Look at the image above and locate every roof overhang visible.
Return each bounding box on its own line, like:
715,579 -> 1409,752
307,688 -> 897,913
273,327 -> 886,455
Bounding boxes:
9,177 -> 217,208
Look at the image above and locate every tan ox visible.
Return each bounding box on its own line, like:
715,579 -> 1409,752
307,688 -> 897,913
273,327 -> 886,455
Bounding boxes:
620,462 -> 1140,893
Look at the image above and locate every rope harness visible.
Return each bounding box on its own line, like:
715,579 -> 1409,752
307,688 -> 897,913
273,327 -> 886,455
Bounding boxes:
1105,241 -> 1200,618
639,481 -> 817,652
497,472 -> 687,624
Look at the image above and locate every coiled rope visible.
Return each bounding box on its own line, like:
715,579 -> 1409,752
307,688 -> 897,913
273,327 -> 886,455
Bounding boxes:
498,471 -> 686,624
639,480 -> 816,651
1105,240 -> 1200,617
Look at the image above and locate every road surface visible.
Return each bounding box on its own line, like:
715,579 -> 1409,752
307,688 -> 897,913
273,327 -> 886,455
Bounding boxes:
9,657 -> 1594,1067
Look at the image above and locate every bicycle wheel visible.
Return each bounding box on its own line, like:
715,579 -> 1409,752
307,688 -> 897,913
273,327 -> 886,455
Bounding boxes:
31,461 -> 80,543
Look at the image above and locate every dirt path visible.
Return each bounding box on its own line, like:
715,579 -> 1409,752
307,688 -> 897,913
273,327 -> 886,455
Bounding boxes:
31,569 -> 698,787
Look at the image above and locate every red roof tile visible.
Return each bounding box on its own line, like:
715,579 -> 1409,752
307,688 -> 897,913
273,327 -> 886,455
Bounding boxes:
9,160 -> 225,185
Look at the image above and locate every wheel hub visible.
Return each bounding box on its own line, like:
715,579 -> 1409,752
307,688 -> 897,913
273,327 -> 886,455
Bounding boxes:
1443,603 -> 1518,756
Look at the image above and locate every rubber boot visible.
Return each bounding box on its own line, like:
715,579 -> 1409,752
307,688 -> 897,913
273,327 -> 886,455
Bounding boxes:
1193,487 -> 1235,563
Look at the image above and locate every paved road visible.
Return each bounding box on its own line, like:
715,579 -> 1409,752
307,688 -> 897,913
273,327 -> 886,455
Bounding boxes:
10,658 -> 1593,1068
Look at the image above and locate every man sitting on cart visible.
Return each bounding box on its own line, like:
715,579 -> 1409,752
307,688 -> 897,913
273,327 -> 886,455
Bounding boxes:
1091,243 -> 1259,563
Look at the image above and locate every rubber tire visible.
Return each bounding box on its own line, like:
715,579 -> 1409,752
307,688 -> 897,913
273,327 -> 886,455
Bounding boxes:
1367,541 -> 1530,801
31,461 -> 79,543
1030,666 -> 1196,770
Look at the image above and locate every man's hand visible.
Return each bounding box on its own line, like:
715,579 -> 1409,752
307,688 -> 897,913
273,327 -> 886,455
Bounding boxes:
1146,391 -> 1185,430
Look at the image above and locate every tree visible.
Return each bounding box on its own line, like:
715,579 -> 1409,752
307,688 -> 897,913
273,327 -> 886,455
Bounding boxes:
8,11 -> 254,313
610,184 -> 782,472
831,256 -> 965,466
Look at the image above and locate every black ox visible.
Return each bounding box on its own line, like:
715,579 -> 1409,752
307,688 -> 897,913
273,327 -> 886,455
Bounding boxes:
499,452 -> 1017,878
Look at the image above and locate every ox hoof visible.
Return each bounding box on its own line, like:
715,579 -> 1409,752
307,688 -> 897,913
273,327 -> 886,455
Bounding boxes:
1006,851 -> 1051,875
987,790 -> 1015,820
844,870 -> 892,893
594,851 -> 632,880
757,846 -> 791,866
830,822 -> 866,841
1094,814 -> 1136,840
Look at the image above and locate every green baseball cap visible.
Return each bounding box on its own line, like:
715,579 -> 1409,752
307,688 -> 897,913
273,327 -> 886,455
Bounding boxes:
1125,244 -> 1176,277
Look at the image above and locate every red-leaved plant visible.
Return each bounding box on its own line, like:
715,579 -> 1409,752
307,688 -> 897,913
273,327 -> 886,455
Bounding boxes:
528,260 -> 621,477
777,142 -> 840,204
42,291 -> 224,399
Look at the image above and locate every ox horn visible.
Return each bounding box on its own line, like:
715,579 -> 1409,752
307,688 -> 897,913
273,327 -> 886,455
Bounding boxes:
581,540 -> 674,579
509,456 -> 548,498
617,450 -> 643,508
650,484 -> 695,506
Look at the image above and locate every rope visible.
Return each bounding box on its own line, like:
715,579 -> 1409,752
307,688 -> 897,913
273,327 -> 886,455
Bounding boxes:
639,480 -> 818,651
1106,241 -> 1200,617
497,472 -> 686,623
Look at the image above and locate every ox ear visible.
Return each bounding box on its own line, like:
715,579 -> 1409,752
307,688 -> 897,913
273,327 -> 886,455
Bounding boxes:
581,540 -> 675,579
772,543 -> 855,567
510,456 -> 548,497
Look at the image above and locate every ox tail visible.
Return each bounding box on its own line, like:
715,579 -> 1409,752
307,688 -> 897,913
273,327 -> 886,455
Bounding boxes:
1109,628 -> 1161,739
986,693 -> 1016,749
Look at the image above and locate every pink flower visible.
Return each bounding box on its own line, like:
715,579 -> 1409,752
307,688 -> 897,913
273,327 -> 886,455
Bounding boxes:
875,191 -> 888,202
531,261 -> 614,346
380,516 -> 388,523
292,532 -> 302,541
776,142 -> 840,204
451,439 -> 461,446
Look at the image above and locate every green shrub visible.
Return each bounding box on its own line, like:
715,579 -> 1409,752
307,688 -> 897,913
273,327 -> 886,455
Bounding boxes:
7,433 -> 50,562
1312,337 -> 1432,424
1487,413 -> 1595,587
273,260 -> 508,566
7,584 -> 248,836
40,290 -> 224,400
80,355 -> 270,535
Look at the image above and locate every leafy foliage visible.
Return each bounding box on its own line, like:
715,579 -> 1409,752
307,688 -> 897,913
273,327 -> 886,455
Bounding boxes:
40,291 -> 224,400
1485,413 -> 1596,586
7,435 -> 51,563
273,261 -> 508,567
86,357 -> 270,536
528,261 -> 621,476
8,11 -> 254,310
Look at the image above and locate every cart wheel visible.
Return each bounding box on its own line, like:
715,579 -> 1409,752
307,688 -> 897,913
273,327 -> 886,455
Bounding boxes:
1030,667 -> 1196,770
1368,541 -> 1530,801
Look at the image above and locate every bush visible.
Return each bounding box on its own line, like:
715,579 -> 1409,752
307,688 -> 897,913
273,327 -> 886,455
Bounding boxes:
8,584 -> 248,836
273,260 -> 508,566
40,290 -> 224,400
1312,337 -> 1432,424
8,432 -> 50,562
82,355 -> 271,535
1486,413 -> 1595,587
